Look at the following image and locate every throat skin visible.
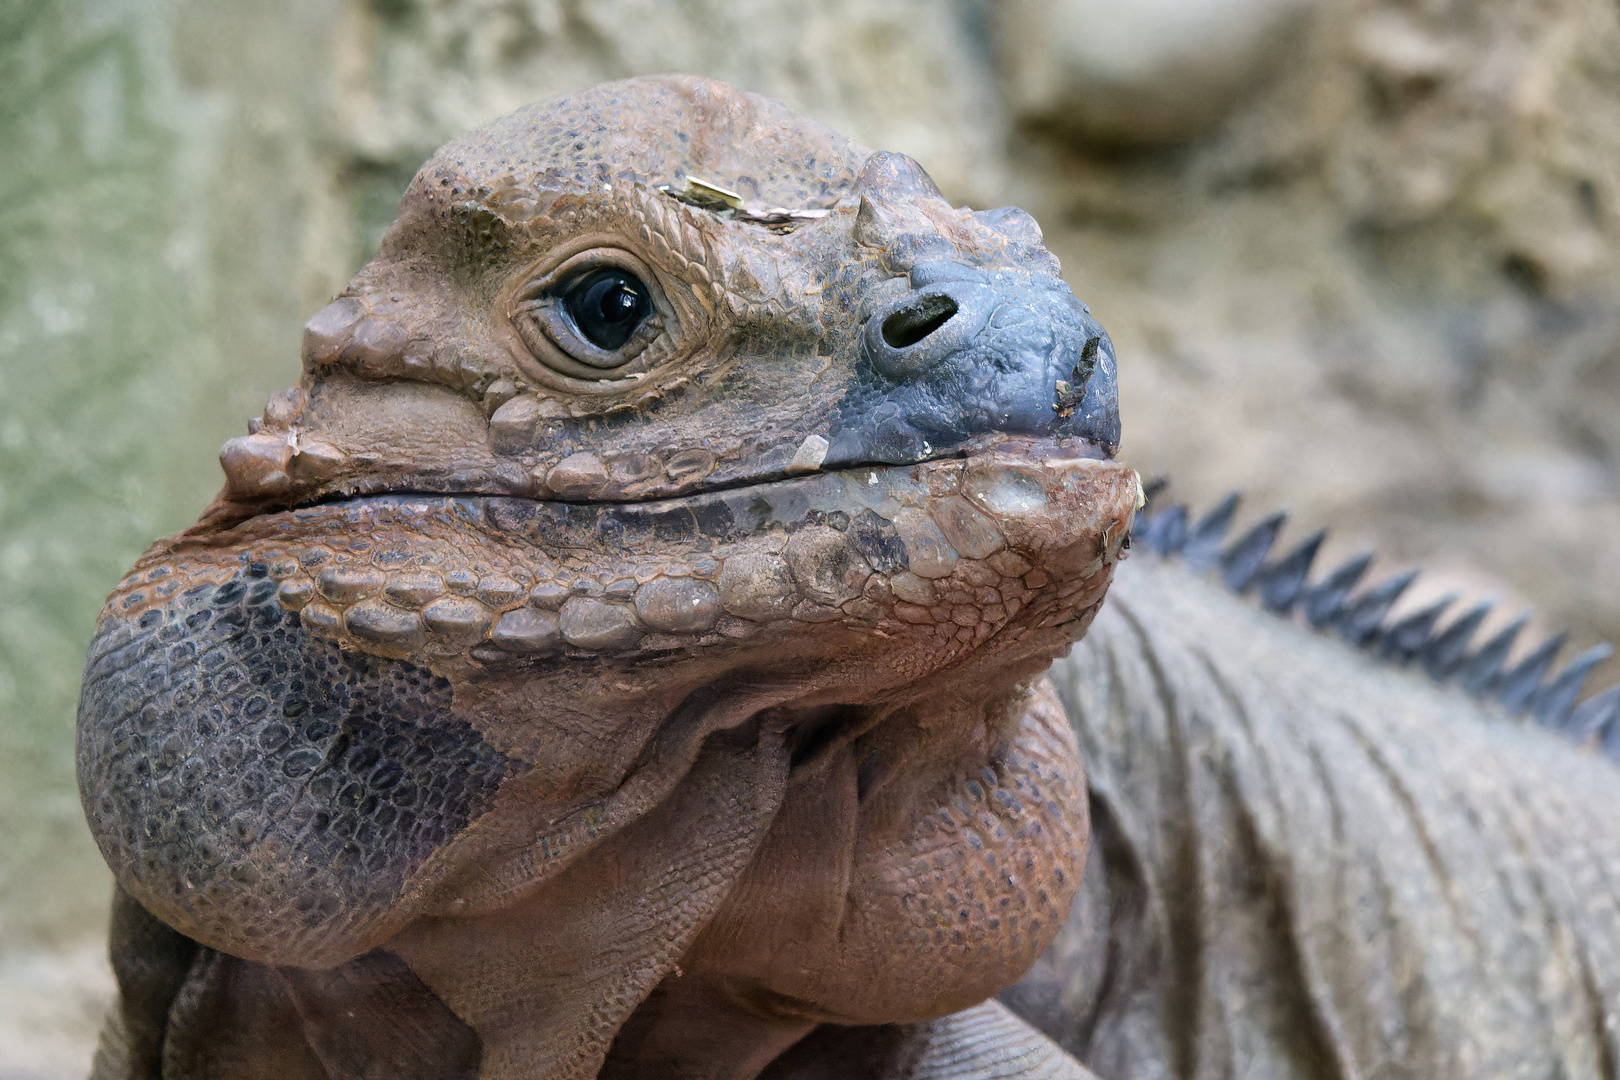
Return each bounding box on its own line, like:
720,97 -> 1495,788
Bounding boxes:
387,671 -> 1088,1080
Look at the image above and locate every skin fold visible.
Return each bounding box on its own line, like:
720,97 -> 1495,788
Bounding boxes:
77,77 -> 1134,1078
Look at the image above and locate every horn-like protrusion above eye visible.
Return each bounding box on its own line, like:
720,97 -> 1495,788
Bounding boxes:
855,151 -> 947,203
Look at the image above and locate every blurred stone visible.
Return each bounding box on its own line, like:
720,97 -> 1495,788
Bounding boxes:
337,0 -> 1009,208
0,944 -> 115,1080
994,0 -> 1321,144
1015,0 -> 1620,703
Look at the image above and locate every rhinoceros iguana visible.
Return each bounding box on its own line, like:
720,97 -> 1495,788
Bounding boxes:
77,74 -> 1133,1079
75,75 -> 1620,1080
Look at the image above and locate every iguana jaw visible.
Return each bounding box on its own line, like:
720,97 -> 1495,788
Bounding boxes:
202,381 -> 1114,533
110,438 -> 1137,674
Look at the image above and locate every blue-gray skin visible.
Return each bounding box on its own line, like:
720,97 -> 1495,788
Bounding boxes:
78,77 -> 1138,1079
833,254 -> 1118,470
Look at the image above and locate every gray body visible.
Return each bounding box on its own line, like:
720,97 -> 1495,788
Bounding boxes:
1005,551 -> 1620,1079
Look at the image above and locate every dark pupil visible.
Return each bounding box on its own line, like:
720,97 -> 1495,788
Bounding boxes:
563,269 -> 652,351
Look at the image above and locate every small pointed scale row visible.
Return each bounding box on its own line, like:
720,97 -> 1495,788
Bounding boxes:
1456,616 -> 1529,698
1179,493 -> 1241,570
1418,601 -> 1492,682
1380,594 -> 1458,663
1494,633 -> 1567,714
1302,552 -> 1374,630
1337,570 -> 1419,648
1221,512 -> 1288,594
1128,486 -> 1620,757
1253,530 -> 1325,615
1571,686 -> 1620,740
1533,644 -> 1614,729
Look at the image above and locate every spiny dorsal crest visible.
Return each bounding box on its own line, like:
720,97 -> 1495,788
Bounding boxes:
1132,482 -> 1620,758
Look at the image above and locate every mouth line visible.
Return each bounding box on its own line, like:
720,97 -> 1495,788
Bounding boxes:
284,434 -> 1111,518
121,433 -> 1132,674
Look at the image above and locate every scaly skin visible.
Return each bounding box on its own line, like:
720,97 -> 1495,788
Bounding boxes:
78,76 -> 1134,1079
1011,550 -> 1620,1079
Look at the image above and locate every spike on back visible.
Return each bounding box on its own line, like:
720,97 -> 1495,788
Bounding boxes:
1495,633 -> 1569,713
1338,570 -> 1419,647
1419,602 -> 1493,681
1302,551 -> 1374,630
1180,493 -> 1240,569
1221,511 -> 1287,594
1128,484 -> 1620,764
1570,686 -> 1620,739
1144,504 -> 1188,558
1534,644 -> 1615,728
1457,616 -> 1529,698
1381,595 -> 1457,663
1254,529 -> 1325,615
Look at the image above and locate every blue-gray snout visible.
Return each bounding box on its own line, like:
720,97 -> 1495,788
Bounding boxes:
827,262 -> 1120,468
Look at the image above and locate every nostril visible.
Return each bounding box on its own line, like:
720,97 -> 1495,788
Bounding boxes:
881,294 -> 958,349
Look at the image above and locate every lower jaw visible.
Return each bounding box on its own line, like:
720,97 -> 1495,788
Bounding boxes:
107,444 -> 1138,671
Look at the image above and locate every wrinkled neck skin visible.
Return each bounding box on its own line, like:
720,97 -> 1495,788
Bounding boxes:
75,76 -> 1139,1078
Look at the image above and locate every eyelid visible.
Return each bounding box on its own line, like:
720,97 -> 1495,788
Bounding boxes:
516,288 -> 661,371
498,233 -> 717,398
507,247 -> 678,382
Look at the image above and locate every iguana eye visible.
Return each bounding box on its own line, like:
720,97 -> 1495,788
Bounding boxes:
508,249 -> 675,382
563,268 -> 653,351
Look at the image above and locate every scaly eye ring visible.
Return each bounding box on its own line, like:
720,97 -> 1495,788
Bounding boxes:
509,247 -> 679,382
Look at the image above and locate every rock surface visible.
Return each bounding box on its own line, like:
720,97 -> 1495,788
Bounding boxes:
1006,0 -> 1620,690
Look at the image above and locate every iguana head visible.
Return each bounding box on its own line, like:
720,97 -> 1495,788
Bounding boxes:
210,77 -> 1118,515
78,76 -> 1137,1070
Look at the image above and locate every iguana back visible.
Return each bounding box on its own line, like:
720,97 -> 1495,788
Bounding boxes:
1010,549 -> 1620,1079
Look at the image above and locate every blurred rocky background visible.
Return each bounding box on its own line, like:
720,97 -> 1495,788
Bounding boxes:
4,0 -> 1619,1073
